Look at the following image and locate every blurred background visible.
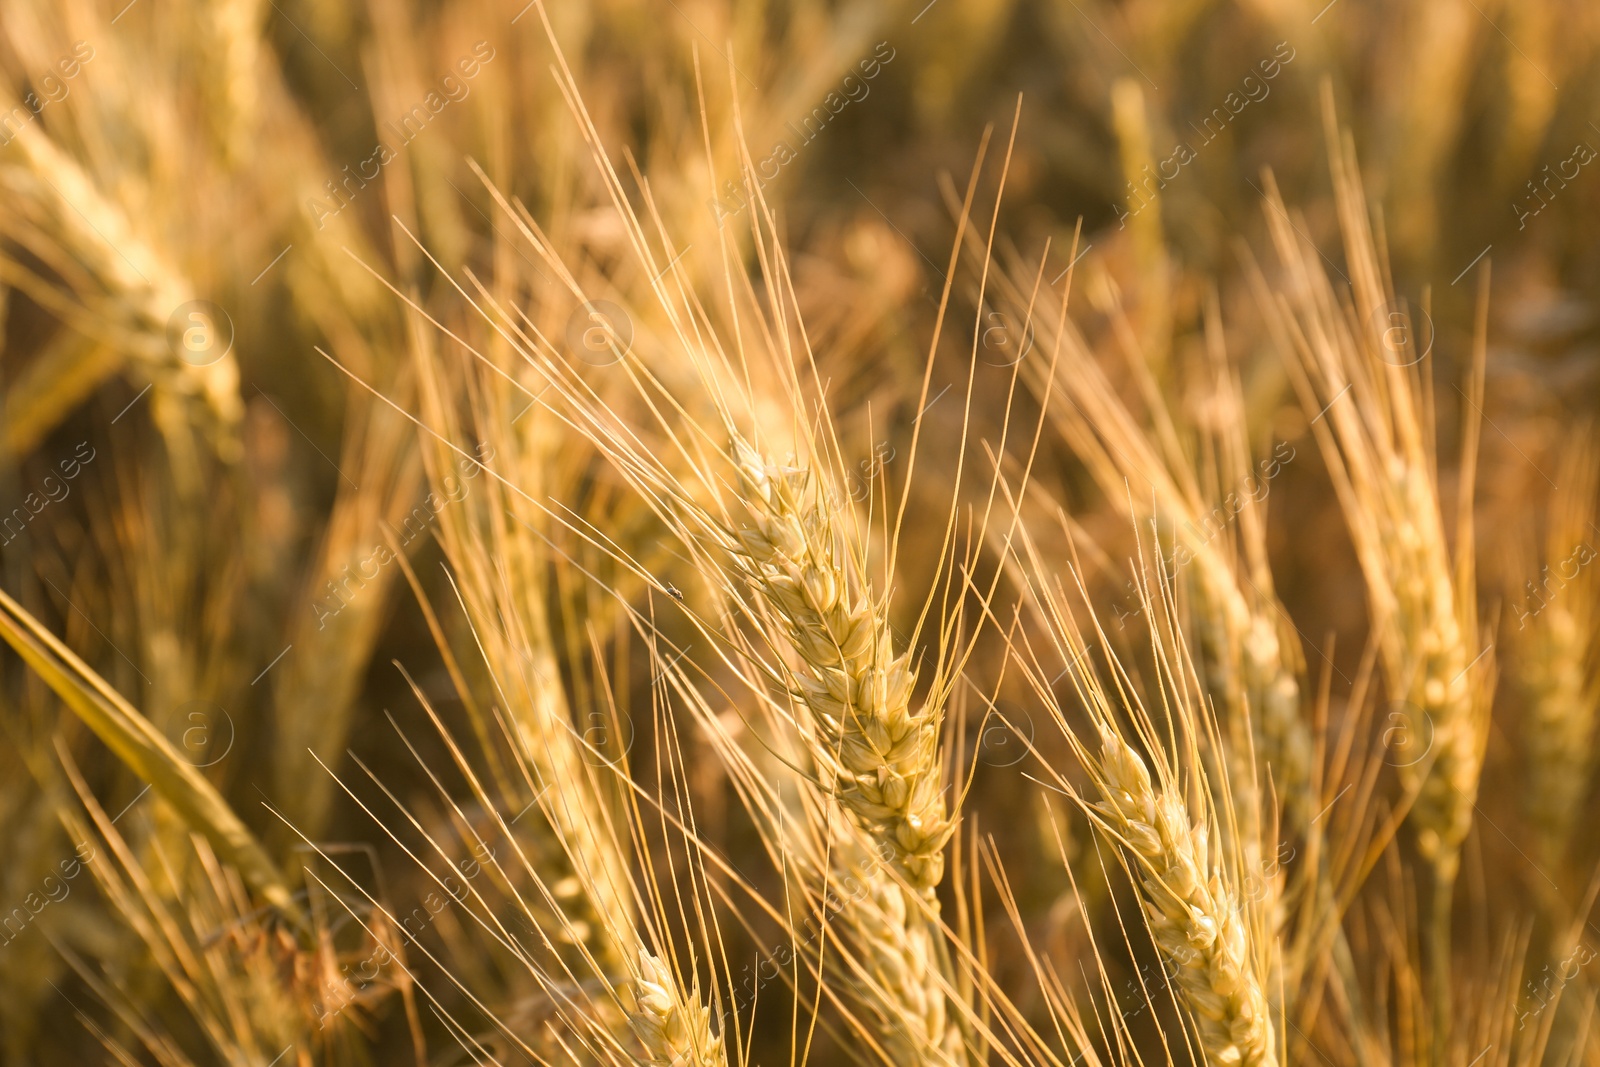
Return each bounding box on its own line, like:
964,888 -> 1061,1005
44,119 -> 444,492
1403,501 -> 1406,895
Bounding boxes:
2,0 -> 1599,1063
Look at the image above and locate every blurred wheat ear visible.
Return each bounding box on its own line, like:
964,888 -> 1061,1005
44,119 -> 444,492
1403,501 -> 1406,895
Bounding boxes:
1515,435 -> 1600,884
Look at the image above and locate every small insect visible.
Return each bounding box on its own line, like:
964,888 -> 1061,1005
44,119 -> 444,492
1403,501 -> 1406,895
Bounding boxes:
664,582 -> 684,602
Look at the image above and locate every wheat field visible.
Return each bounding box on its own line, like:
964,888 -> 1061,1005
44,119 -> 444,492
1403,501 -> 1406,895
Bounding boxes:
2,1 -> 1599,1064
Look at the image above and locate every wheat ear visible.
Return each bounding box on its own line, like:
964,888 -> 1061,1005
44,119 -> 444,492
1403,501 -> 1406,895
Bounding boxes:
723,437 -> 968,1063
1522,604 -> 1597,869
0,125 -> 243,464
1091,724 -> 1279,1067
627,949 -> 726,1067
1257,127 -> 1490,888
815,836 -> 965,1066
1518,440 -> 1599,870
728,437 -> 951,896
1253,112 -> 1494,1051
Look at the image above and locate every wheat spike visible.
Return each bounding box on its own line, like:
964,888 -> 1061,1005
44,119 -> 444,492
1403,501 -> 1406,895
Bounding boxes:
1381,460 -> 1479,872
1522,597 -> 1596,868
1092,725 -> 1279,1067
1184,547 -> 1310,835
409,326 -> 639,975
1258,117 -> 1491,888
1518,442 -> 1599,869
627,949 -> 726,1067
0,124 -> 243,465
728,437 -> 951,896
720,436 -> 967,1062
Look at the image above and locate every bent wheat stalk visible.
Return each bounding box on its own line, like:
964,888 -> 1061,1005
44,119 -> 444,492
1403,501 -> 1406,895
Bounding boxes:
1010,509 -> 1280,1067
1260,149 -> 1491,889
992,246 -> 1312,851
0,587 -> 300,923
1254,104 -> 1492,1046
